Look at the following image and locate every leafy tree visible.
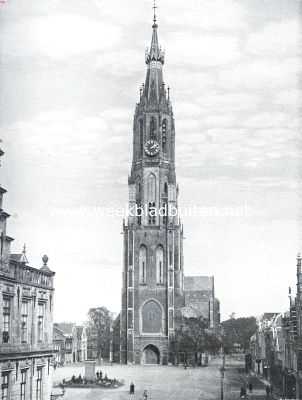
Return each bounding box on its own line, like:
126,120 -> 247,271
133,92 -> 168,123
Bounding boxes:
88,307 -> 113,360
221,316 -> 257,353
174,317 -> 221,363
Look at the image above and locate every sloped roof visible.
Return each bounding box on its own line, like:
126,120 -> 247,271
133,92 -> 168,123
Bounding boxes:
184,276 -> 214,292
54,323 -> 74,336
10,253 -> 28,264
262,313 -> 279,321
76,326 -> 84,339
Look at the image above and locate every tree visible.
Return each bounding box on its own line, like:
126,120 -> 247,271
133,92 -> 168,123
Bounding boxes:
221,316 -> 257,353
88,307 -> 113,361
174,316 -> 221,364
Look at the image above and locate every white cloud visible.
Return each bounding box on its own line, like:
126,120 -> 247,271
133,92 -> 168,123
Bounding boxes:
1,15 -> 122,59
162,0 -> 247,32
218,58 -> 301,90
167,33 -> 241,67
246,19 -> 301,57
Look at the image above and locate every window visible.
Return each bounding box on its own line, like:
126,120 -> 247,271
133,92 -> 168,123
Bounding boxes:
36,368 -> 42,400
129,231 -> 133,267
169,269 -> 173,287
128,270 -> 133,288
148,202 -> 156,225
162,119 -> 167,153
150,117 -> 156,139
139,246 -> 147,284
156,246 -> 164,284
164,182 -> 168,195
162,202 -> 167,225
147,174 -> 156,203
1,373 -> 9,400
142,301 -> 162,333
169,310 -> 174,329
2,298 -> 10,344
20,370 -> 27,400
139,119 -> 144,156
128,310 -> 133,329
21,302 -> 29,343
37,304 -> 45,343
137,203 -> 142,225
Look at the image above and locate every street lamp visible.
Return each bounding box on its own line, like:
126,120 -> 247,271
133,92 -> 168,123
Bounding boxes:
220,351 -> 226,400
220,366 -> 226,400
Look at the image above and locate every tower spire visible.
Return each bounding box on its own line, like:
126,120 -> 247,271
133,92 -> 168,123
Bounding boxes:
153,0 -> 157,26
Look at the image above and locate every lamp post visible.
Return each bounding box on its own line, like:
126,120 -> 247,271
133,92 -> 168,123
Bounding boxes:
220,352 -> 226,400
220,366 -> 226,400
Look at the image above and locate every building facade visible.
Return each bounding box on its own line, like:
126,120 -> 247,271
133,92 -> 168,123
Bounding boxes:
53,323 -> 73,365
249,254 -> 302,399
0,148 -> 55,400
120,13 -> 220,365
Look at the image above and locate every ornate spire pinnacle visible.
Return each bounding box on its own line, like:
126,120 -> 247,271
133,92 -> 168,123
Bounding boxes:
20,243 -> 28,264
153,0 -> 157,27
145,0 -> 164,65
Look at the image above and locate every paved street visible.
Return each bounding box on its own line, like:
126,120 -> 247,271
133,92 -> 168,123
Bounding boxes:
52,357 -> 273,400
53,358 -> 222,400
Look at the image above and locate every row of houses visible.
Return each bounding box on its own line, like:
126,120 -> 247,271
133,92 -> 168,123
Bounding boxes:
53,323 -> 98,366
249,253 -> 302,399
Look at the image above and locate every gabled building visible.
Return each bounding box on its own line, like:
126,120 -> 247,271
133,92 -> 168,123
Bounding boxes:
53,323 -> 73,365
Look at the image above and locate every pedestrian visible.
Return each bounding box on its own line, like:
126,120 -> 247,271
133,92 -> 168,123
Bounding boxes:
240,386 -> 246,398
143,389 -> 148,400
266,384 -> 270,397
129,382 -> 135,395
248,382 -> 253,393
270,384 -> 273,395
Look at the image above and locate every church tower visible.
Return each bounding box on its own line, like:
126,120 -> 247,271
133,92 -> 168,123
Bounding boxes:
120,9 -> 184,365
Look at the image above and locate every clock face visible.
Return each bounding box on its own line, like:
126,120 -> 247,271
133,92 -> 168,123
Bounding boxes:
144,139 -> 160,157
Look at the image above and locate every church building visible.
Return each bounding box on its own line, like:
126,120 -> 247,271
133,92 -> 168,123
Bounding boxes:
120,10 -> 220,365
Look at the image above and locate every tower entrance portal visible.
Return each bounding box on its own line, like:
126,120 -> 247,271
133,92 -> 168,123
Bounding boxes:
142,345 -> 160,365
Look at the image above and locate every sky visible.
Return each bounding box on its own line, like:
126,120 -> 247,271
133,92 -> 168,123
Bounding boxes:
0,0 -> 301,323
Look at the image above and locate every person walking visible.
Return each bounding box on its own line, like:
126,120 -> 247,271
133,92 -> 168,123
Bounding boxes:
129,382 -> 135,395
266,384 -> 270,398
248,382 -> 253,393
240,386 -> 247,398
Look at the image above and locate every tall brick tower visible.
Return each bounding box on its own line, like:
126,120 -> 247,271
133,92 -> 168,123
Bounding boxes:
120,9 -> 184,365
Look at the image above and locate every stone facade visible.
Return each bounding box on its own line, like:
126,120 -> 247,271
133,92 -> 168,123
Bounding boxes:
120,15 -> 220,365
0,147 -> 55,400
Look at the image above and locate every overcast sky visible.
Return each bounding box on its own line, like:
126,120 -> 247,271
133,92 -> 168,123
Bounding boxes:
0,0 -> 301,323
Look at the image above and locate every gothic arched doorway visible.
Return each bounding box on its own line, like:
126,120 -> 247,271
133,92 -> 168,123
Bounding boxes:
142,345 -> 160,365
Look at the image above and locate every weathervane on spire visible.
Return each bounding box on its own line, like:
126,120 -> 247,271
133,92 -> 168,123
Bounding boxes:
153,0 -> 157,25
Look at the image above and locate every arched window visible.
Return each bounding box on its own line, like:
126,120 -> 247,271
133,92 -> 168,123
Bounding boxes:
142,300 -> 162,333
147,174 -> 156,203
139,119 -> 144,156
136,177 -> 142,225
162,119 -> 167,153
129,231 -> 133,266
139,246 -> 147,284
156,246 -> 164,284
150,117 -> 157,139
